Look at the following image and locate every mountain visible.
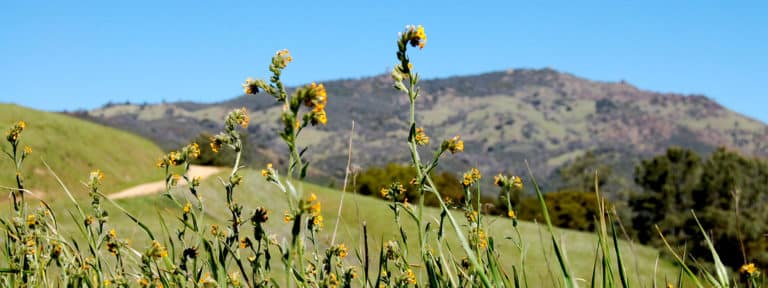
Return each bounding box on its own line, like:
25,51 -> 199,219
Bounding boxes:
74,68 -> 768,191
0,104 -> 164,196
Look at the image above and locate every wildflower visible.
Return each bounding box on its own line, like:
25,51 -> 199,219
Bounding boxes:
333,243 -> 348,259
312,215 -> 324,228
405,268 -> 417,284
465,210 -> 478,223
283,211 -> 293,223
384,240 -> 399,260
185,142 -> 200,159
308,192 -> 317,202
507,210 -> 516,219
414,127 -> 430,145
310,201 -> 321,215
23,145 -> 32,155
183,202 -> 192,214
442,135 -> 464,154
84,215 -> 94,226
191,176 -> 201,188
170,174 -> 181,187
304,82 -> 328,109
89,169 -> 104,187
380,187 -> 389,199
274,49 -> 292,68
147,240 -> 168,259
5,120 -> 25,143
242,77 -> 259,95
240,237 -> 250,249
168,151 -> 179,165
251,207 -> 269,223
26,214 -> 36,228
311,107 -> 327,126
225,107 -> 249,129
511,175 -> 523,190
462,168 -> 481,187
108,228 -> 117,239
403,25 -> 427,49
210,224 -> 219,236
209,135 -> 222,153
741,263 -> 758,276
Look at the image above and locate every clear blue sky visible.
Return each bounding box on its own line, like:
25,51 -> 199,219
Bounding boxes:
1,1 -> 766,123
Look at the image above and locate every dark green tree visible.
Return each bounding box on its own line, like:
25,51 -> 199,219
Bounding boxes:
630,147 -> 702,243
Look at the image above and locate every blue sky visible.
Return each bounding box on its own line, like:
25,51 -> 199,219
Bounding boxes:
1,1 -> 766,123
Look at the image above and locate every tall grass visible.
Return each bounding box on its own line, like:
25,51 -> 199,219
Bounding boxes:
0,24 -> 764,287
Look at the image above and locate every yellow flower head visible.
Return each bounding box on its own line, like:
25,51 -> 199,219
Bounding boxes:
209,136 -> 221,153
283,210 -> 293,223
406,268 -> 417,284
23,145 -> 32,155
186,143 -> 200,159
312,214 -> 324,229
183,202 -> 192,214
462,168 -> 482,187
414,127 -> 430,146
507,210 -> 516,219
148,240 -> 168,259
261,163 -> 272,176
741,263 -> 758,275
404,25 -> 427,49
443,135 -> 464,154
311,107 -> 327,126
26,214 -> 36,228
242,77 -> 259,95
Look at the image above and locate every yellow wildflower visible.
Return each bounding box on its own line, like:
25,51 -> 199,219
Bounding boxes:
414,127 -> 430,145
507,210 -> 516,219
406,268 -> 417,284
23,145 -> 32,155
443,135 -> 464,154
26,214 -> 36,228
209,136 -> 221,153
183,202 -> 192,214
261,163 -> 273,177
741,263 -> 758,275
337,243 -> 348,258
283,211 -> 293,223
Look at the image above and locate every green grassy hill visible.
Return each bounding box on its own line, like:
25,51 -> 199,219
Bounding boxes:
0,104 -> 164,196
81,169 -> 683,287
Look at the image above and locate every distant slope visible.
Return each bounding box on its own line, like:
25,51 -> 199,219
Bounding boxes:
78,69 -> 768,190
0,104 -> 164,196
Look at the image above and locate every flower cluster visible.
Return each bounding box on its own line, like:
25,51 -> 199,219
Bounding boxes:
380,182 -> 407,200
442,135 -> 464,154
462,167 -> 482,187
494,174 -> 523,191
399,24 -> 427,50
414,127 -> 430,146
157,142 -> 201,167
5,120 -> 25,144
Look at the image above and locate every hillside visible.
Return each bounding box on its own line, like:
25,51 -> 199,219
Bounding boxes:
78,69 -> 768,191
0,104 -> 164,196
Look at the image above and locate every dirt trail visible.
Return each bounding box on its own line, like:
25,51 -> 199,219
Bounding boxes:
108,165 -> 223,200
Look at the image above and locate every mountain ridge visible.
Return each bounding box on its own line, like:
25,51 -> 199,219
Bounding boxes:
73,68 -> 768,190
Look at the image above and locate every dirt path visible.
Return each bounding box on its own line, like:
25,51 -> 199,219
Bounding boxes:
108,165 -> 223,200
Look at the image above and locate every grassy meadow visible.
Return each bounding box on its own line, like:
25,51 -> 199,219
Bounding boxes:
1,24 -> 760,288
